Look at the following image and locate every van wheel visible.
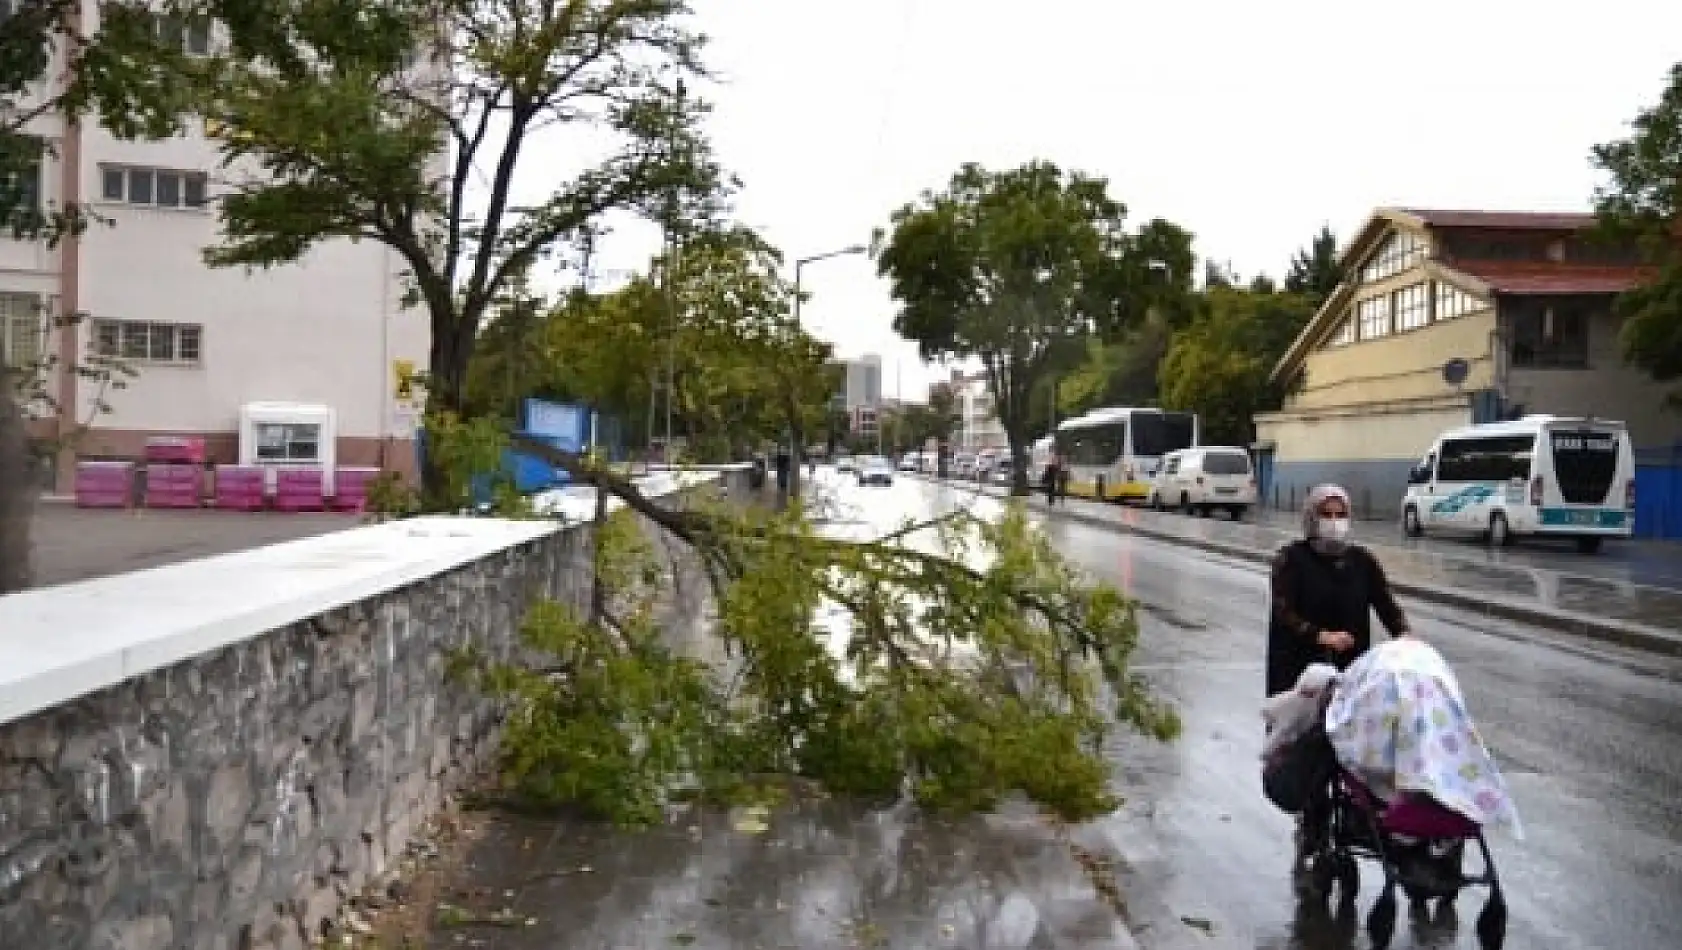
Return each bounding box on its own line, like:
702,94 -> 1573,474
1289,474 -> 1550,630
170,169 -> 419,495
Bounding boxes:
1487,512 -> 1513,548
1403,506 -> 1423,538
1575,536 -> 1604,554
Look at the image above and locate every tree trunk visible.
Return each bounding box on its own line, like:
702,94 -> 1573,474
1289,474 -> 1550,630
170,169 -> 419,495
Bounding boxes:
421,327 -> 468,508
1007,430 -> 1032,497
0,380 -> 37,595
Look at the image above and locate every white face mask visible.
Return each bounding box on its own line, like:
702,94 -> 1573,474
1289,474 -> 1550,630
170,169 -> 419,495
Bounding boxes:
1317,516 -> 1351,541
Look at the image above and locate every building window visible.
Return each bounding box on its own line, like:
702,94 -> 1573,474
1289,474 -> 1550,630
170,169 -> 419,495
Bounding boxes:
1328,316 -> 1356,347
1510,305 -> 1589,369
1,137 -> 42,220
255,422 -> 322,462
100,165 -> 209,209
1434,282 -> 1484,321
1360,230 -> 1426,284
1356,295 -> 1391,340
150,12 -> 212,56
1392,282 -> 1429,332
91,319 -> 203,365
1,293 -> 44,369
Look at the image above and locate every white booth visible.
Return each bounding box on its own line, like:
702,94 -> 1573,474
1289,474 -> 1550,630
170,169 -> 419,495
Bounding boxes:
238,401 -> 338,495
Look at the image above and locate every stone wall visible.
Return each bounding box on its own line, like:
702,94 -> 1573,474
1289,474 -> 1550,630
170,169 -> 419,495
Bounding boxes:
0,472 -> 741,950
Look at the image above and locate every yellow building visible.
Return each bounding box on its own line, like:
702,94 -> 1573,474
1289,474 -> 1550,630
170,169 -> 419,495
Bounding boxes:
1256,208 -> 1682,518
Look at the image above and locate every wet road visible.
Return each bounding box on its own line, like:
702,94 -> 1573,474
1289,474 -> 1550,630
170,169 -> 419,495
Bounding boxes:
923,479 -> 1682,950
413,473 -> 1682,950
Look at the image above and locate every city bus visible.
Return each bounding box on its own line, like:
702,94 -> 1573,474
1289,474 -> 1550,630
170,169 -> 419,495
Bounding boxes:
1054,407 -> 1200,503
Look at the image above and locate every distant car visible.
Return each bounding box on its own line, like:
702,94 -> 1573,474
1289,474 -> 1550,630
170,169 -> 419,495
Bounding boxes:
898,454 -> 919,472
835,456 -> 857,474
858,456 -> 894,486
1148,446 -> 1256,519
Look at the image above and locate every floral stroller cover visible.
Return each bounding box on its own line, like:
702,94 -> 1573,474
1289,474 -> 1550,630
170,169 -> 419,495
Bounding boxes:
1324,639 -> 1523,838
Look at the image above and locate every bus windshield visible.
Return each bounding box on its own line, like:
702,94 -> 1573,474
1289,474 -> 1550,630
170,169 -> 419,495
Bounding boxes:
1132,412 -> 1197,457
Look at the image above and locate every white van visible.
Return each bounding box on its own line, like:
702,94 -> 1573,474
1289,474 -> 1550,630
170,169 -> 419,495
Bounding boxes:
1149,446 -> 1257,518
1399,416 -> 1636,553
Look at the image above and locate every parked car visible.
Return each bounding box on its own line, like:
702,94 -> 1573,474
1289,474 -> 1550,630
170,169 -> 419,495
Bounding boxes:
835,455 -> 857,474
899,453 -> 920,472
1148,446 -> 1256,519
858,456 -> 895,487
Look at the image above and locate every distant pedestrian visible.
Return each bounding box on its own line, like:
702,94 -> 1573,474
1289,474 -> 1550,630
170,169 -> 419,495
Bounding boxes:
774,450 -> 791,493
1042,452 -> 1065,505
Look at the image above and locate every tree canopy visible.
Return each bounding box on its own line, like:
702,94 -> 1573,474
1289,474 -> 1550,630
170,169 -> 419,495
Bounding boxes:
1157,286 -> 1316,445
875,161 -> 1192,492
1593,62 -> 1682,405
182,0 -> 729,497
1284,225 -> 1342,301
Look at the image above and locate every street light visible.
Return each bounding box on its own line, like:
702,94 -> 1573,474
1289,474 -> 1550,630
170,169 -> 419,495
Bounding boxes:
786,243 -> 866,494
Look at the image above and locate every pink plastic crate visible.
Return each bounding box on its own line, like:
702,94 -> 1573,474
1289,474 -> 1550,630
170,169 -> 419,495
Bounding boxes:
145,435 -> 206,465
75,461 -> 134,508
144,464 -> 202,509
332,467 -> 381,512
274,468 -> 326,512
214,465 -> 267,511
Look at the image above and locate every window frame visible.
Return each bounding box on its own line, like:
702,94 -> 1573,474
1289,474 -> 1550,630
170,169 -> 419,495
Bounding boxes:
90,318 -> 205,366
1,293 -> 46,370
1509,305 -> 1590,370
97,164 -> 211,210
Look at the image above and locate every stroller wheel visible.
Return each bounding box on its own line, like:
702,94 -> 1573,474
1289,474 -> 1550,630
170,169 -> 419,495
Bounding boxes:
1476,890 -> 1508,950
1367,891 -> 1398,949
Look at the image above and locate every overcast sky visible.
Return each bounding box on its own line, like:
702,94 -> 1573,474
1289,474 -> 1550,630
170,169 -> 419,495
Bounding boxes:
569,0 -> 1682,402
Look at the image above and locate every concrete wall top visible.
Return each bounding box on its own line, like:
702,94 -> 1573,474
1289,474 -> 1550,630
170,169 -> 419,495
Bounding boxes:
0,472 -> 720,728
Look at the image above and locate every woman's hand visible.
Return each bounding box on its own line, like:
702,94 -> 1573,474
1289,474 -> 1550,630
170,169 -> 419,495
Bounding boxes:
1317,630 -> 1356,652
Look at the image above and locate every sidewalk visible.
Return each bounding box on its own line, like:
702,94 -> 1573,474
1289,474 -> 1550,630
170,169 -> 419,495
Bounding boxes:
936,478 -> 1682,657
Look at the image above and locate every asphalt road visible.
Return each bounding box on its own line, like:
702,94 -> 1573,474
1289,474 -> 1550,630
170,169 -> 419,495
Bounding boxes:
897,477 -> 1682,950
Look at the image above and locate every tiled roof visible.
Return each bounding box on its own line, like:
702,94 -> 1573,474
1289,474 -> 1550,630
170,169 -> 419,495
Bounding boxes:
1400,209 -> 1598,231
1451,260 -> 1652,295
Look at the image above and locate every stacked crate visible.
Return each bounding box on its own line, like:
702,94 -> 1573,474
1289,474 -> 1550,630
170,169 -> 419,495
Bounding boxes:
274,468 -> 326,512
143,464 -> 202,508
214,466 -> 267,511
332,467 -> 381,512
74,461 -> 134,508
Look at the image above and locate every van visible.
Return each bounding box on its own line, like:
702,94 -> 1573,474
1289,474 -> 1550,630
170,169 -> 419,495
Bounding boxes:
1400,415 -> 1636,553
1149,446 -> 1256,518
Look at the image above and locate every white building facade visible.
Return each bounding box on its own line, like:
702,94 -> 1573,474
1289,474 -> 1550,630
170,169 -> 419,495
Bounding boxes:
953,371 -> 1006,451
2,5 -> 433,490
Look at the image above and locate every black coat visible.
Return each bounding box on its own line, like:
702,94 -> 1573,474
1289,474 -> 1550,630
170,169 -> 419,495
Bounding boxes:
1265,539 -> 1409,697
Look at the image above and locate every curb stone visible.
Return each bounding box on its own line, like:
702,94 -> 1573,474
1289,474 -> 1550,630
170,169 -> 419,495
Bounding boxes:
918,474 -> 1682,658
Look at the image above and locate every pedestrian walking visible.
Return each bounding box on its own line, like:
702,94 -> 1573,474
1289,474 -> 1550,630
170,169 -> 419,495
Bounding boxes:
1266,484 -> 1413,697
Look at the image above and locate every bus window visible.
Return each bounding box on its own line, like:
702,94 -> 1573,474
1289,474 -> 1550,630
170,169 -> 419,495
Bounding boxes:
1436,435 -> 1535,483
1132,413 -> 1197,457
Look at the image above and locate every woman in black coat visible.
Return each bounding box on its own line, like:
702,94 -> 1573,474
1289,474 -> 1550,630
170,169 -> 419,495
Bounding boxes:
1266,484 -> 1413,698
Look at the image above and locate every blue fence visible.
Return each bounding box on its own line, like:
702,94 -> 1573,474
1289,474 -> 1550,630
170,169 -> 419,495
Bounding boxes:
1634,443 -> 1682,541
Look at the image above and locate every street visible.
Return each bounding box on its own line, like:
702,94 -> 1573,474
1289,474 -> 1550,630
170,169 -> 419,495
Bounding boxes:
911,476 -> 1682,949
409,471 -> 1681,950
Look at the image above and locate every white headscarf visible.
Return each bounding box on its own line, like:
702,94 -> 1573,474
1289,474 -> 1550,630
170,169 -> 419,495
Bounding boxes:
1302,483 -> 1352,555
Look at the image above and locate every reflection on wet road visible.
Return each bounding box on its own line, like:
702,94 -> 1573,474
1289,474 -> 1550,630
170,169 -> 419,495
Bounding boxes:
1005,487 -> 1682,950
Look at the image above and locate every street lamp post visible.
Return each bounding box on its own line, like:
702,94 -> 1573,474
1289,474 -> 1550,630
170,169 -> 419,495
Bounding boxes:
787,243 -> 866,498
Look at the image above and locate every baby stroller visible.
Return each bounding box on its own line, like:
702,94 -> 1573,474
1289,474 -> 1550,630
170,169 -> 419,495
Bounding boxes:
1263,647 -> 1513,950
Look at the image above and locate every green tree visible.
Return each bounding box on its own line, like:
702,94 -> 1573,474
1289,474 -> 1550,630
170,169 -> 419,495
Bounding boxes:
1592,62 -> 1682,406
187,0 -> 728,501
1158,286 -> 1316,445
1284,225 -> 1342,301
2,0 -> 196,593
126,2 -> 1183,830
875,161 -> 1190,494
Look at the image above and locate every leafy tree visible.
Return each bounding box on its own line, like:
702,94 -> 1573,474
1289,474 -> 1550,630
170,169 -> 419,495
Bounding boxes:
1158,286 -> 1316,445
1,0 -> 196,593
186,0 -> 729,501
1055,314 -> 1175,418
1284,225 -> 1342,301
876,161 -> 1191,494
1592,62 -> 1682,406
130,1 -> 1182,831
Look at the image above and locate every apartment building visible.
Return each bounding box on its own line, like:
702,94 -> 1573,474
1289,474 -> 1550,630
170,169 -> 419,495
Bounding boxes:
951,369 -> 1006,451
1,5 -> 434,490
